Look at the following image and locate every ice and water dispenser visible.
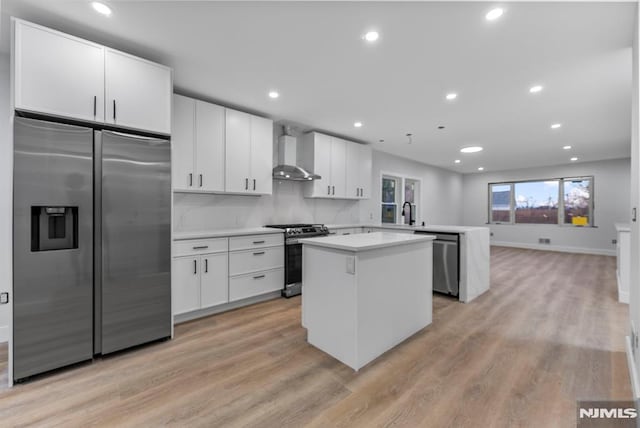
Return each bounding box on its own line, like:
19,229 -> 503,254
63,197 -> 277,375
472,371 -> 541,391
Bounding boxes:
31,206 -> 79,251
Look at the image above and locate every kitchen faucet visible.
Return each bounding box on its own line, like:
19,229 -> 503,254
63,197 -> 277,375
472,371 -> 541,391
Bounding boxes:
401,201 -> 415,226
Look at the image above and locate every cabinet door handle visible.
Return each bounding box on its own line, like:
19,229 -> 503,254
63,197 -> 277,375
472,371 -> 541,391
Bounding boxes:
332,186 -> 335,195
356,187 -> 358,196
253,240 -> 265,244
189,173 -> 193,187
199,174 -> 203,187
205,259 -> 208,273
245,178 -> 249,190
113,100 -> 116,121
193,260 -> 197,274
327,185 -> 331,195
93,95 -> 97,117
253,251 -> 265,256
192,245 -> 209,250
253,274 -> 265,280
253,179 -> 256,191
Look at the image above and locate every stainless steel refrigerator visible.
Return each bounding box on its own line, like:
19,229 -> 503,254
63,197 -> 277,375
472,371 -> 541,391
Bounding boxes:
13,116 -> 171,381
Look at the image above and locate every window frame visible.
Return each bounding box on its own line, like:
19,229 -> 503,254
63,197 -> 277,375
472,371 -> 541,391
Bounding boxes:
487,176 -> 595,227
380,172 -> 422,225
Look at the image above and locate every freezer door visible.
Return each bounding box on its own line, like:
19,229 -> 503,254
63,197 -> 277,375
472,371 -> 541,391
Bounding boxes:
13,117 -> 94,381
100,130 -> 171,354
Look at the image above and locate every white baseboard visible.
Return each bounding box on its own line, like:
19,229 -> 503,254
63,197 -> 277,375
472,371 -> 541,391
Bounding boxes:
618,270 -> 630,304
174,291 -> 281,324
491,241 -> 616,257
626,336 -> 640,400
0,325 -> 7,343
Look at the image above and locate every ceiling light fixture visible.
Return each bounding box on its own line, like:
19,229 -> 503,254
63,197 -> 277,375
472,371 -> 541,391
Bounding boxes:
454,159 -> 461,164
91,1 -> 112,16
363,31 -> 379,42
529,85 -> 543,94
570,157 -> 578,161
460,146 -> 483,153
478,167 -> 485,171
551,123 -> 562,129
268,91 -> 279,99
563,145 -> 572,150
354,122 -> 363,128
446,93 -> 457,101
485,8 -> 504,21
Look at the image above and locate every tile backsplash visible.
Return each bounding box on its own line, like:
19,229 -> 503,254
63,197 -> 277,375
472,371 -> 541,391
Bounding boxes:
173,179 -> 362,232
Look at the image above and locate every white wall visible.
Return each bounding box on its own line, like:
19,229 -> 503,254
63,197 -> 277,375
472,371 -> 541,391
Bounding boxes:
359,150 -> 463,226
462,158 -> 631,256
0,53 -> 10,342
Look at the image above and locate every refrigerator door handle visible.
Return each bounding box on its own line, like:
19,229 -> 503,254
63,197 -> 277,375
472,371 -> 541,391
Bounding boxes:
93,96 -> 97,118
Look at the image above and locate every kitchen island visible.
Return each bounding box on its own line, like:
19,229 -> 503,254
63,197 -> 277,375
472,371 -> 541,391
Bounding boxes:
300,232 -> 435,371
326,223 -> 490,303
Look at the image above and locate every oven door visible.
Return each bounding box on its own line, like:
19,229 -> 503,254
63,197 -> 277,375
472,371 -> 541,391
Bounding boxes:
285,243 -> 302,285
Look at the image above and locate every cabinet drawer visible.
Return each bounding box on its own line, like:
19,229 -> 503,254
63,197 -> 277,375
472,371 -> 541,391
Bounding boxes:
229,268 -> 284,302
174,238 -> 228,257
229,233 -> 283,251
229,246 -> 284,276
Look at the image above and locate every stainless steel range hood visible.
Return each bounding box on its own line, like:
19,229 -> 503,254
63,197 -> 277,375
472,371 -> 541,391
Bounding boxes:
273,127 -> 321,181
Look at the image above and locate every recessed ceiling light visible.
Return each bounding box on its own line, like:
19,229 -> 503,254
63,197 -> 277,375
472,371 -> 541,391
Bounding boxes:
446,93 -> 458,101
268,91 -> 279,99
551,123 -> 562,129
563,145 -> 572,150
570,157 -> 578,161
529,85 -> 543,94
478,167 -> 485,171
363,31 -> 379,42
354,122 -> 363,128
485,8 -> 504,21
91,1 -> 112,16
460,146 -> 483,153
454,159 -> 461,164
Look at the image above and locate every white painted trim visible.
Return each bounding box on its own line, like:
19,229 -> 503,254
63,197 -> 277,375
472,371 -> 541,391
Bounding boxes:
618,270 -> 630,304
173,290 -> 281,324
491,241 -> 616,256
627,336 -> 640,400
0,326 -> 8,344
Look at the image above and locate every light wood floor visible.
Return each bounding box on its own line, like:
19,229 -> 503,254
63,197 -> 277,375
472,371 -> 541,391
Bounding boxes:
0,247 -> 632,427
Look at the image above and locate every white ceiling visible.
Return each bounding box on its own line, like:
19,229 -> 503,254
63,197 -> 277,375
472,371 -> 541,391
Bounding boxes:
1,1 -> 635,173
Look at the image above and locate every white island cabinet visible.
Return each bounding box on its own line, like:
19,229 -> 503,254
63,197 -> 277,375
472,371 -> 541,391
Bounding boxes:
616,223 -> 630,304
300,232 -> 435,371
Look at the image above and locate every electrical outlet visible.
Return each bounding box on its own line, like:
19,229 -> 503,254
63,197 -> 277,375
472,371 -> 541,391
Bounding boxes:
612,239 -> 617,245
0,292 -> 8,304
369,212 -> 373,220
490,232 -> 494,237
538,238 -> 551,244
346,256 -> 356,275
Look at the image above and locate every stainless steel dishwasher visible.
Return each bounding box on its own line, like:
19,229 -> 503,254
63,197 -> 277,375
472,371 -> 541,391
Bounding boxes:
417,231 -> 459,297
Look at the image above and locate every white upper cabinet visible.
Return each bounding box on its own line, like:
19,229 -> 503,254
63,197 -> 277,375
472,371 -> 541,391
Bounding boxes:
14,20 -> 105,123
301,132 -> 368,199
195,101 -> 225,192
250,115 -> 274,195
225,108 -> 273,195
105,49 -> 172,135
13,19 -> 172,135
346,142 -> 372,199
172,94 -> 196,191
330,137 -> 347,198
225,109 -> 252,193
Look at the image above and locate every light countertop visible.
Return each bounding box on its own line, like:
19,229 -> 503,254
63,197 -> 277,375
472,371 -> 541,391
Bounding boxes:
615,223 -> 631,232
299,232 -> 435,252
326,223 -> 488,234
173,227 -> 284,241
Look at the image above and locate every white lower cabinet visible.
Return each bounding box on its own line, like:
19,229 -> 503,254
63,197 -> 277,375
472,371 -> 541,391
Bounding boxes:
229,269 -> 284,302
172,253 -> 229,316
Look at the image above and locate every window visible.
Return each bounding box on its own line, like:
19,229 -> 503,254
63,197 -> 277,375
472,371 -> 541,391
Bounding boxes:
403,179 -> 420,225
381,176 -> 399,224
488,177 -> 593,226
514,180 -> 559,224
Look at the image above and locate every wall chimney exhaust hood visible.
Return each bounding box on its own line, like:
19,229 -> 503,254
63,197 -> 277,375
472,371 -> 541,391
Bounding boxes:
273,126 -> 321,181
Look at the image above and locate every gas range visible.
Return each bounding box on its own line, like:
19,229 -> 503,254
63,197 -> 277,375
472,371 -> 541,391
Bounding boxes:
265,224 -> 329,244
264,223 -> 330,298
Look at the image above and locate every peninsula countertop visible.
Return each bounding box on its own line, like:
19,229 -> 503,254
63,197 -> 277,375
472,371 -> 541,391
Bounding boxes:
325,223 -> 487,234
298,231 -> 435,252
